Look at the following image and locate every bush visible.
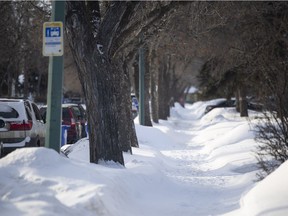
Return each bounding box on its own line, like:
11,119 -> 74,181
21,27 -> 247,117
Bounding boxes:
254,105 -> 288,180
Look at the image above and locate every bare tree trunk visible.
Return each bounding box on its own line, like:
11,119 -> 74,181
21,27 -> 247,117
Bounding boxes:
238,85 -> 248,117
158,57 -> 171,120
66,1 -> 125,164
7,61 -> 14,97
144,46 -> 152,126
134,48 -> 152,126
133,59 -> 139,99
235,89 -> 240,112
118,60 -> 138,150
151,57 -> 159,123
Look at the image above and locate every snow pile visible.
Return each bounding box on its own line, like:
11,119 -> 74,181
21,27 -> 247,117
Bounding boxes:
240,161 -> 288,216
0,100 -> 288,216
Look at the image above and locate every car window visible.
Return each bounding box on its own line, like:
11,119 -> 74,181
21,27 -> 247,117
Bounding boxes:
23,101 -> 33,120
32,103 -> 43,121
39,107 -> 46,118
25,106 -> 32,120
62,108 -> 71,121
78,105 -> 86,119
218,101 -> 227,106
71,107 -> 81,118
0,104 -> 19,118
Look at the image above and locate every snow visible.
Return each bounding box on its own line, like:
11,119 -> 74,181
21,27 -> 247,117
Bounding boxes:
1,100 -> 288,216
0,104 -> 13,113
97,44 -> 104,55
0,100 -> 27,121
18,74 -> 24,84
187,86 -> 198,94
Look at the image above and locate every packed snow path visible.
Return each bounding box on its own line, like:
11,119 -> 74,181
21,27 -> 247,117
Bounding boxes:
0,102 -> 260,216
138,104 -> 258,216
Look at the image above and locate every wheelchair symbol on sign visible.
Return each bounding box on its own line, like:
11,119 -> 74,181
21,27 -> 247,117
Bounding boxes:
51,30 -> 59,37
46,27 -> 61,37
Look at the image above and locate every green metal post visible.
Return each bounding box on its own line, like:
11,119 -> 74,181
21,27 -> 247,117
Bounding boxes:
45,1 -> 65,152
139,46 -> 145,125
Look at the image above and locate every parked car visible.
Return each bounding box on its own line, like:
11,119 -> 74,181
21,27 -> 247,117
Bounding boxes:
204,99 -> 236,114
66,103 -> 87,138
0,98 -> 46,156
246,96 -> 264,112
247,101 -> 263,111
131,94 -> 139,119
40,103 -> 86,144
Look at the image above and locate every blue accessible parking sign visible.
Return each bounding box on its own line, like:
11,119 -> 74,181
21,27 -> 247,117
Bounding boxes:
46,27 -> 61,37
43,22 -> 64,56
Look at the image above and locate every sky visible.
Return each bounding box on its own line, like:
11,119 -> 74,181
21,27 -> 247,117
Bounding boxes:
1,100 -> 288,216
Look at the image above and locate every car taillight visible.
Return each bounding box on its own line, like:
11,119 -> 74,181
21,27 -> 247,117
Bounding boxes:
9,120 -> 33,131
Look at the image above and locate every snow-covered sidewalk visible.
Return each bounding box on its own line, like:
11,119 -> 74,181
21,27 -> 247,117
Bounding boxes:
134,103 -> 259,215
1,101 -> 288,216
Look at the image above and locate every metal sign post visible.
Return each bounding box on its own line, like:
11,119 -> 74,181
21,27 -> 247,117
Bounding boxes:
43,1 -> 65,153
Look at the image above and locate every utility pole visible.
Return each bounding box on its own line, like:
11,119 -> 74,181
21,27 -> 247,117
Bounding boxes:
139,42 -> 145,126
44,1 -> 65,152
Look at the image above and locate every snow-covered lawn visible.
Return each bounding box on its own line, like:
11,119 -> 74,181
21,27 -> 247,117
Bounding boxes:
1,101 -> 288,216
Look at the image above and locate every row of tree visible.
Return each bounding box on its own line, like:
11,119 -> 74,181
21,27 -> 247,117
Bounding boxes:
1,1 -> 288,177
0,1 -> 50,100
186,2 -> 288,178
66,1 -> 288,177
65,1 -> 187,164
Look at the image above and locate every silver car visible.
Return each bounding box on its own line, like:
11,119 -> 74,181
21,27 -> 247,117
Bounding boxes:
0,99 -> 46,156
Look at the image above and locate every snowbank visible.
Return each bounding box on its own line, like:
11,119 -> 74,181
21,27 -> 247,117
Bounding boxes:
0,99 -> 287,216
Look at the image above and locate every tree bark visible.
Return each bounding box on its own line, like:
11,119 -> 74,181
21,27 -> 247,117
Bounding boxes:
133,50 -> 152,126
235,89 -> 240,112
118,59 -> 139,150
66,1 -> 125,165
158,56 -> 171,120
150,51 -> 159,123
237,85 -> 248,117
144,46 -> 152,126
133,59 -> 139,98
